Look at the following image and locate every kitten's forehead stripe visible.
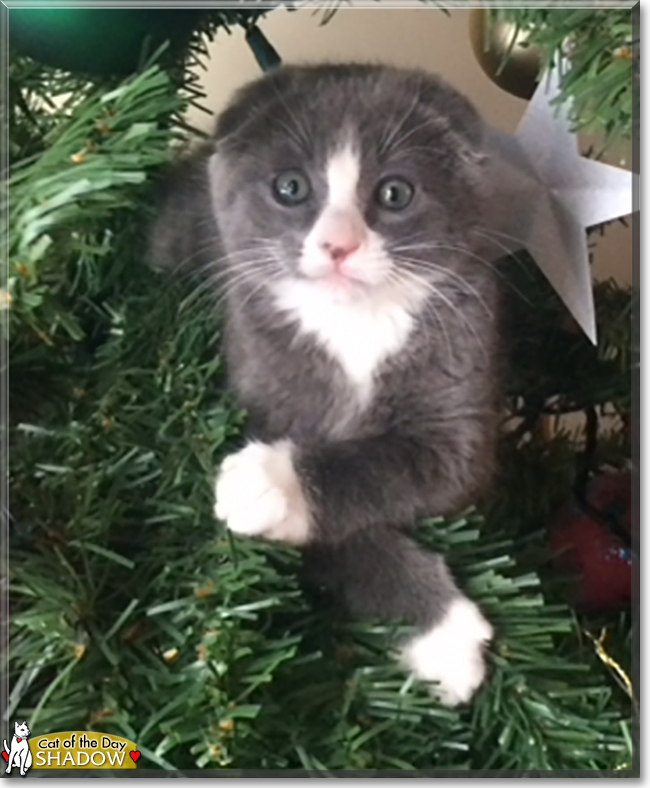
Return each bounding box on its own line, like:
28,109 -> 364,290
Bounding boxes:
326,142 -> 360,209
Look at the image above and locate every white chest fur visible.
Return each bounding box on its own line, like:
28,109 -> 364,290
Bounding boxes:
271,278 -> 426,405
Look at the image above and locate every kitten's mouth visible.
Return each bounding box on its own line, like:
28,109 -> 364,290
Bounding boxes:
316,269 -> 375,296
318,271 -> 372,298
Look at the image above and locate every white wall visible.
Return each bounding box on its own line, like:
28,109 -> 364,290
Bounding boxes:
189,7 -> 633,287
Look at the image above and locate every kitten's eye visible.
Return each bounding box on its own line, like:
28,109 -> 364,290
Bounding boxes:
376,177 -> 414,211
272,170 -> 311,206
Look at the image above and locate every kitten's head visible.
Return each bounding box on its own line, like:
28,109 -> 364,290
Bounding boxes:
15,721 -> 29,738
208,64 -> 488,305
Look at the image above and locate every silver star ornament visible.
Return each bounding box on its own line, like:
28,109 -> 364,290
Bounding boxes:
481,68 -> 635,344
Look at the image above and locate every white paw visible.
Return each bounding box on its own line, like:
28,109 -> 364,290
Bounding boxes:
401,597 -> 493,707
214,440 -> 312,546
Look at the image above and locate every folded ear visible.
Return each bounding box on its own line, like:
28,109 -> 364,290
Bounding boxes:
213,68 -> 293,143
416,72 -> 484,148
147,143 -> 221,275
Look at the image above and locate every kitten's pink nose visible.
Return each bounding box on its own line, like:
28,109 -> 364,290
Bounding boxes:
317,210 -> 366,268
320,240 -> 360,267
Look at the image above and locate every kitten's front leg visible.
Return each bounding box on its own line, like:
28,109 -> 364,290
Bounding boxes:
215,428 -> 490,546
215,440 -> 312,546
295,429 -> 492,545
304,527 -> 493,706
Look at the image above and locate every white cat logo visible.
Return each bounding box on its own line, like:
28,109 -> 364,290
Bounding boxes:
3,721 -> 33,776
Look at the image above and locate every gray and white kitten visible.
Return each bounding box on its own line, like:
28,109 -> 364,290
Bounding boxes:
151,64 -> 499,707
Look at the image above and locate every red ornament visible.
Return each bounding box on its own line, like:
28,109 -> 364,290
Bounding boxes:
549,470 -> 632,612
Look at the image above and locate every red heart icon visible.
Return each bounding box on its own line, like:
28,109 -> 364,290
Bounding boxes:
2,752 -> 8,762
129,751 -> 140,763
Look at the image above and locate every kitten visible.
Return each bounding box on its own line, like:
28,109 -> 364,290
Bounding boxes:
3,721 -> 32,776
151,64 -> 499,707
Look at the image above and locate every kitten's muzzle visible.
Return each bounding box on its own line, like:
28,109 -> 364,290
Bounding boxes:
314,207 -> 367,268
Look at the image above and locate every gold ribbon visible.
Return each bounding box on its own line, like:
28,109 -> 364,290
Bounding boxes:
584,627 -> 633,700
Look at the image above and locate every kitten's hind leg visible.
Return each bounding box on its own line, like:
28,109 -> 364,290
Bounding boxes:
303,527 -> 492,707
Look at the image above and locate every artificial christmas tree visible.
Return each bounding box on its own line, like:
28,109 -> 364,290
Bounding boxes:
4,5 -> 636,774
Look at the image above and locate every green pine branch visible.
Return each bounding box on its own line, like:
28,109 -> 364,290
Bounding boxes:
492,7 -> 635,142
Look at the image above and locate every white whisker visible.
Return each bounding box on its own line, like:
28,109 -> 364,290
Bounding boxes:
394,239 -> 531,305
393,256 -> 493,319
386,268 -> 454,366
393,266 -> 487,360
378,87 -> 422,157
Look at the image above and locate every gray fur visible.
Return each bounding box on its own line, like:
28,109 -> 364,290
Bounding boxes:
150,64 -> 500,634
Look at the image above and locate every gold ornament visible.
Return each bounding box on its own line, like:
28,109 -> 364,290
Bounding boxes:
469,9 -> 544,100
